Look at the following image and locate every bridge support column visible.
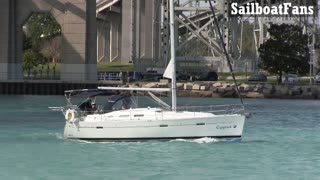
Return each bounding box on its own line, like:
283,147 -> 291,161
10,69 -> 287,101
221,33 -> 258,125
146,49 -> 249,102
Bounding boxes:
0,0 -> 22,81
61,0 -> 97,81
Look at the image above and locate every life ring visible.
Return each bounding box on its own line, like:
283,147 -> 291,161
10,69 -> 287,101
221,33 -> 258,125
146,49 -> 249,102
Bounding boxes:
65,109 -> 76,123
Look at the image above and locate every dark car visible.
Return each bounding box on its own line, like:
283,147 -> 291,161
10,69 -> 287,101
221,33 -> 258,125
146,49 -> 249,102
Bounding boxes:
176,71 -> 190,81
196,71 -> 218,81
141,70 -> 162,81
248,74 -> 267,82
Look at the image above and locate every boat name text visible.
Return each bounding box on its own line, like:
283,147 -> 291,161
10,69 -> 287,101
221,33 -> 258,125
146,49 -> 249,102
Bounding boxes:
216,125 -> 232,130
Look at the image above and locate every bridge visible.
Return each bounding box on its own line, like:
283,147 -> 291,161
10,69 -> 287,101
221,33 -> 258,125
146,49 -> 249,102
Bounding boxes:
0,0 -> 317,82
96,0 -> 161,73
96,0 -> 318,73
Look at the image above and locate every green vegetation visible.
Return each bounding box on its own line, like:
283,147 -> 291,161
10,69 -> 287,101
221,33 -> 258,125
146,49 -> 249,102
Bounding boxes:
97,62 -> 134,72
22,12 -> 61,71
23,13 -> 61,49
23,49 -> 45,70
258,24 -> 309,84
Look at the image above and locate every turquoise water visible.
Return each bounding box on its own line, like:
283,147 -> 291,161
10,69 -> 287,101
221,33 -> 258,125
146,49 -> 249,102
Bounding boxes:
0,96 -> 320,180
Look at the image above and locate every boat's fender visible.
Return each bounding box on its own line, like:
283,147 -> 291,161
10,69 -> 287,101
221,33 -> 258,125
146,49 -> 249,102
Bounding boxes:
65,109 -> 76,123
244,112 -> 252,119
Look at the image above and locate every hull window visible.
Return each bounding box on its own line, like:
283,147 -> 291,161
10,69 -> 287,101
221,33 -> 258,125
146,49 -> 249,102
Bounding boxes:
134,114 -> 144,117
159,124 -> 168,127
196,123 -> 205,126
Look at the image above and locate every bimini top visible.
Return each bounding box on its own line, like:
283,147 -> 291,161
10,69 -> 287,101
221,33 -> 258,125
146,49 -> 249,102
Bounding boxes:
65,87 -> 171,99
65,89 -> 111,99
65,88 -> 169,111
103,95 -> 135,112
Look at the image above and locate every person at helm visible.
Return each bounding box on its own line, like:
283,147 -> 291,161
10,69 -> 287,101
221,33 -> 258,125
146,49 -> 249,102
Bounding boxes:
91,103 -> 97,114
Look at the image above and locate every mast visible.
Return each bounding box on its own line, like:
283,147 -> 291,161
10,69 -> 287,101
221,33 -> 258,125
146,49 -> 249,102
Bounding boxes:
169,0 -> 177,111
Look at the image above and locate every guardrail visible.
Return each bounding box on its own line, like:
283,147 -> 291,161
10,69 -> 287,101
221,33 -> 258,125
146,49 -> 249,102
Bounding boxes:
177,104 -> 245,115
64,104 -> 245,123
97,72 -> 121,81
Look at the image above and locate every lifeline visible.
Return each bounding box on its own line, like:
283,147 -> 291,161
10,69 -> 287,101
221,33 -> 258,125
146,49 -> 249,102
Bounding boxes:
231,3 -> 314,15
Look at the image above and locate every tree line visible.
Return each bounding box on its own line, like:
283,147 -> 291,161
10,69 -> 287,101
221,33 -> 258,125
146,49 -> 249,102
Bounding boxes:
258,23 -> 320,84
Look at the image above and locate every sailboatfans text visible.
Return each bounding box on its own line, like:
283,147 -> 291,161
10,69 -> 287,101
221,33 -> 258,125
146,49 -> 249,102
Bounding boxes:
231,3 -> 314,15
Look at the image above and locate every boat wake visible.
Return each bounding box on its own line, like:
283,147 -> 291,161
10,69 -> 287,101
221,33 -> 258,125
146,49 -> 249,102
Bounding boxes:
60,137 -> 219,144
52,133 -> 64,140
56,135 -> 241,144
171,137 -> 243,143
170,137 -> 220,144
67,139 -> 117,144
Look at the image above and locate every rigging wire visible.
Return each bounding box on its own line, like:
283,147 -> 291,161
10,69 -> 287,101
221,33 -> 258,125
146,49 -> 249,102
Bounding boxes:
208,0 -> 244,106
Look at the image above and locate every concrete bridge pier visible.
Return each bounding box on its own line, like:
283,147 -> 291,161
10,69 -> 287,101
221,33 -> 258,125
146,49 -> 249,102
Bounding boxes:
0,1 -> 22,81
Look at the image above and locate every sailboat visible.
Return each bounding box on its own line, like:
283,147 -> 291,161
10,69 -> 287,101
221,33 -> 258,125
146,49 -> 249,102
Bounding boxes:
60,0 -> 247,141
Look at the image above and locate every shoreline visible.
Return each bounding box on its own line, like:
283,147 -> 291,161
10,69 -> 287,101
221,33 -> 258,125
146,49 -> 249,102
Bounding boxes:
130,81 -> 320,100
0,80 -> 320,100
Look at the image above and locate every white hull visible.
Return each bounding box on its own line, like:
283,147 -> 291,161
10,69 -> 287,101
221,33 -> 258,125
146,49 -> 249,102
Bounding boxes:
64,109 -> 245,141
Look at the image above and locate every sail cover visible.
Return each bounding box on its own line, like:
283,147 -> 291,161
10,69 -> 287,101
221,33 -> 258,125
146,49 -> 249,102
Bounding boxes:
163,58 -> 174,79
